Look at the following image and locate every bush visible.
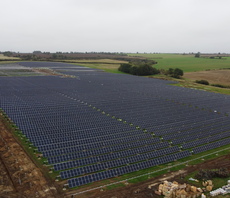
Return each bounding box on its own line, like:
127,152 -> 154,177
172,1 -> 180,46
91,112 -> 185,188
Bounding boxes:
195,168 -> 229,180
118,63 -> 132,73
211,84 -> 230,88
129,59 -> 157,65
118,62 -> 159,76
195,52 -> 201,58
166,68 -> 184,78
195,80 -> 209,85
173,68 -> 183,78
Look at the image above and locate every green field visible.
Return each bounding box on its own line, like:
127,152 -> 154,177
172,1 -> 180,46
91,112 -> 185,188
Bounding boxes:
73,63 -> 125,74
63,59 -> 127,64
62,59 -> 127,74
68,54 -> 230,73
128,53 -> 230,72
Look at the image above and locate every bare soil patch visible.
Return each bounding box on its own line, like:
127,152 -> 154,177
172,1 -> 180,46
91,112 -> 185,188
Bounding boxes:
184,70 -> 230,86
0,114 -> 63,198
32,68 -> 75,78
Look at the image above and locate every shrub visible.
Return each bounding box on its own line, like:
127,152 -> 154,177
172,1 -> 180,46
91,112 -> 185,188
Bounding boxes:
172,68 -> 183,78
195,168 -> 229,180
195,52 -> 201,58
118,62 -> 159,76
166,68 -> 184,79
195,80 -> 209,85
211,84 -> 230,88
118,63 -> 132,73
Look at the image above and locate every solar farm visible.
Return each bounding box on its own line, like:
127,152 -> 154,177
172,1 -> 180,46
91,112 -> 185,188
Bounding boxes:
1,61 -> 230,191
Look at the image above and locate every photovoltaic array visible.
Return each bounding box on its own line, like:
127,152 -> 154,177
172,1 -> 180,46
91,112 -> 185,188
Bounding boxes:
0,62 -> 230,188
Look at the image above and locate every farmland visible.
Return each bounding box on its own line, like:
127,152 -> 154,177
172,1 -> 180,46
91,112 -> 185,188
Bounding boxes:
0,61 -> 230,197
128,53 -> 230,72
0,54 -> 20,60
184,70 -> 230,86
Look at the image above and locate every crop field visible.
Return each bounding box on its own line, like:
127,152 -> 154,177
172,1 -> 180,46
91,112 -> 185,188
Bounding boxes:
0,61 -> 230,197
184,70 -> 230,86
128,53 -> 230,72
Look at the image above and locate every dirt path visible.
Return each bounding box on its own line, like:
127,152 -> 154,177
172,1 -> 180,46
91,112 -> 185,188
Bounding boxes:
0,113 -> 62,198
69,153 -> 230,198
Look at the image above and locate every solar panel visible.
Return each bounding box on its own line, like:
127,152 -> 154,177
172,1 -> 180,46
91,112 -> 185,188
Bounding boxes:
1,61 -> 230,188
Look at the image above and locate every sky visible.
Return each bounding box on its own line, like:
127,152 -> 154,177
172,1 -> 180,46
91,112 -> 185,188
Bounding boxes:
1,0 -> 230,53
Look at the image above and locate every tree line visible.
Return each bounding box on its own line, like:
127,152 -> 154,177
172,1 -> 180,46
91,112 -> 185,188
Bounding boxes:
118,61 -> 183,78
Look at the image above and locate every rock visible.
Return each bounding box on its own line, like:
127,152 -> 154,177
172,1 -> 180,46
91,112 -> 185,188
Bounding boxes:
202,181 -> 208,187
134,188 -> 141,194
206,185 -> 213,191
186,184 -> 191,192
207,180 -> 213,186
191,186 -> 197,193
154,190 -> 162,195
159,184 -> 164,191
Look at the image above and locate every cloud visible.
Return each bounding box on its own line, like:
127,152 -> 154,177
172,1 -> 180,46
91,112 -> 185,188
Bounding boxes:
1,0 -> 230,53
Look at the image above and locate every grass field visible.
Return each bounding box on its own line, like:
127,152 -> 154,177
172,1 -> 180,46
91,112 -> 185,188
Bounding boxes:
73,63 -> 125,74
0,54 -> 20,60
128,53 -> 230,72
68,54 -> 230,73
63,59 -> 127,74
63,59 -> 127,64
66,59 -> 136,74
172,80 -> 230,95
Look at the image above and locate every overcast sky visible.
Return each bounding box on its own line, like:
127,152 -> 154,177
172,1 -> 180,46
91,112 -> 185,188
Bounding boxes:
1,0 -> 230,53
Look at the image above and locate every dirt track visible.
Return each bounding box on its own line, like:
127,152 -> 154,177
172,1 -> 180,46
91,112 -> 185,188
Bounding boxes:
70,153 -> 230,198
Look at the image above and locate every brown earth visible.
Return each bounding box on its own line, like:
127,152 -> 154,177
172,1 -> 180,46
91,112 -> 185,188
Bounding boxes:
32,68 -> 75,78
0,113 -> 63,198
184,70 -> 230,86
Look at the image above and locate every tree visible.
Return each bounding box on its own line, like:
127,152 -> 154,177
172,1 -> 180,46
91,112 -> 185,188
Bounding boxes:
195,52 -> 201,58
130,66 -> 138,75
166,68 -> 184,78
168,68 -> 174,75
118,62 -> 159,76
195,80 -> 209,85
118,63 -> 132,73
3,51 -> 13,57
172,68 -> 183,78
52,54 -> 57,59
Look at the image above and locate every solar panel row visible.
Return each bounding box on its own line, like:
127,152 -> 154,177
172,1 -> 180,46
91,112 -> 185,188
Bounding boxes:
68,150 -> 191,188
0,62 -> 229,189
60,146 -> 180,178
192,137 -> 230,154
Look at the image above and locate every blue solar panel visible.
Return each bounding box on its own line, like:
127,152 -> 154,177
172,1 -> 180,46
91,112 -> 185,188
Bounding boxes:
1,61 -> 230,188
